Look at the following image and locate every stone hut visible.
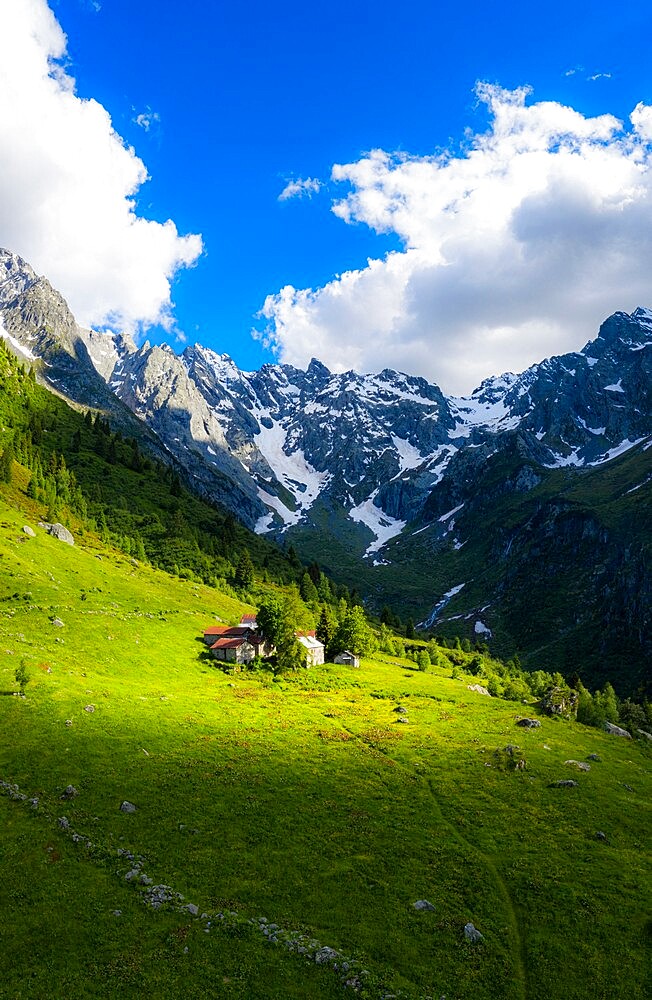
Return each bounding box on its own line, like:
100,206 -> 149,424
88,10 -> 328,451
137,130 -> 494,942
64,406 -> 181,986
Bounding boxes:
334,650 -> 360,668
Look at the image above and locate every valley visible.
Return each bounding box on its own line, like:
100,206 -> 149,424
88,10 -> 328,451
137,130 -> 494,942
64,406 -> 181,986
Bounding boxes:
0,499 -> 649,999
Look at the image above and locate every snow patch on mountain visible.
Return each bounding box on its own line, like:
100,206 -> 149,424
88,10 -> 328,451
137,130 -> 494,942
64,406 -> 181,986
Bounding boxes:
254,487 -> 301,531
391,434 -> 423,472
253,414 -> 330,529
589,437 -> 647,465
577,417 -> 606,435
349,490 -> 406,557
544,449 -> 583,469
439,503 -> 464,523
424,444 -> 458,484
449,379 -> 519,435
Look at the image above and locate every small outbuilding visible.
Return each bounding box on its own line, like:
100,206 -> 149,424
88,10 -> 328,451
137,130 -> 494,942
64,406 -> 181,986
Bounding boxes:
334,650 -> 360,668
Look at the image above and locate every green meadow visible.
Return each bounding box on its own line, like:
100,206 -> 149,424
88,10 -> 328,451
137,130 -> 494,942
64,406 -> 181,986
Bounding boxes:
0,498 -> 650,999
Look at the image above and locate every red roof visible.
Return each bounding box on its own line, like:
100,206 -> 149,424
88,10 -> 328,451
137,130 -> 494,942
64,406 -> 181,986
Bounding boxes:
240,615 -> 257,624
211,636 -> 252,650
296,630 -> 316,638
204,625 -> 250,637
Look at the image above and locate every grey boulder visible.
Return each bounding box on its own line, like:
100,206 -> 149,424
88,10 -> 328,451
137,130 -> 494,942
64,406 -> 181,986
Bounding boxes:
565,760 -> 590,772
604,722 -> 632,739
468,684 -> 491,696
464,922 -> 484,943
39,521 -> 74,545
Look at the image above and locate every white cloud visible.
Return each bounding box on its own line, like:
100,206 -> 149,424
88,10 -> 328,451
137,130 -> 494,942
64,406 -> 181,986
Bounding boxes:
132,107 -> 161,132
260,83 -> 652,393
0,0 -> 202,334
278,177 -> 322,201
588,72 -> 612,81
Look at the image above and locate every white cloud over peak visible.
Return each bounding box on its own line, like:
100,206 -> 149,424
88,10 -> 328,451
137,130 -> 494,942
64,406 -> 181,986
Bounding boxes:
260,83 -> 652,393
278,177 -> 322,201
0,0 -> 202,334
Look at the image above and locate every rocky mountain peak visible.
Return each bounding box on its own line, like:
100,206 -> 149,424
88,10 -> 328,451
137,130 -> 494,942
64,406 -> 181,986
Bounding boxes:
584,308 -> 652,358
307,357 -> 331,377
0,248 -> 39,306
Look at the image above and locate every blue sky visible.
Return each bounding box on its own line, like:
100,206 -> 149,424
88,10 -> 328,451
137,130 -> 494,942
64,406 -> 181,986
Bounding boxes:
3,1 -> 652,390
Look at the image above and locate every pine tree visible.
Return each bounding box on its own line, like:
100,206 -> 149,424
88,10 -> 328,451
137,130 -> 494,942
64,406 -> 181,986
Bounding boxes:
134,535 -> 147,562
15,659 -> 30,696
0,443 -> 15,483
234,549 -> 255,589
316,606 -> 337,650
222,513 -> 237,546
286,544 -> 301,570
316,574 -> 332,603
300,571 -> 319,606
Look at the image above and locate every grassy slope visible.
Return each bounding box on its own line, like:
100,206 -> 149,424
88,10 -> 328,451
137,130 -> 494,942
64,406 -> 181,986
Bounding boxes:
0,488 -> 650,999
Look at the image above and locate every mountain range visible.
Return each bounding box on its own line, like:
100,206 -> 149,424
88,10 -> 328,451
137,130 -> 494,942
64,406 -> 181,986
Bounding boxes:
1,247 -> 650,692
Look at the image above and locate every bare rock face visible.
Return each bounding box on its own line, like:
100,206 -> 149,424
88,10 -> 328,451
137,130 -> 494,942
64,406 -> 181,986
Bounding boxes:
39,522 -> 74,545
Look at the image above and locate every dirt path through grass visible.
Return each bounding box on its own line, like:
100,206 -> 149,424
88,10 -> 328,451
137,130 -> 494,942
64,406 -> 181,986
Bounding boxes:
424,775 -> 528,1000
339,719 -> 528,1000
